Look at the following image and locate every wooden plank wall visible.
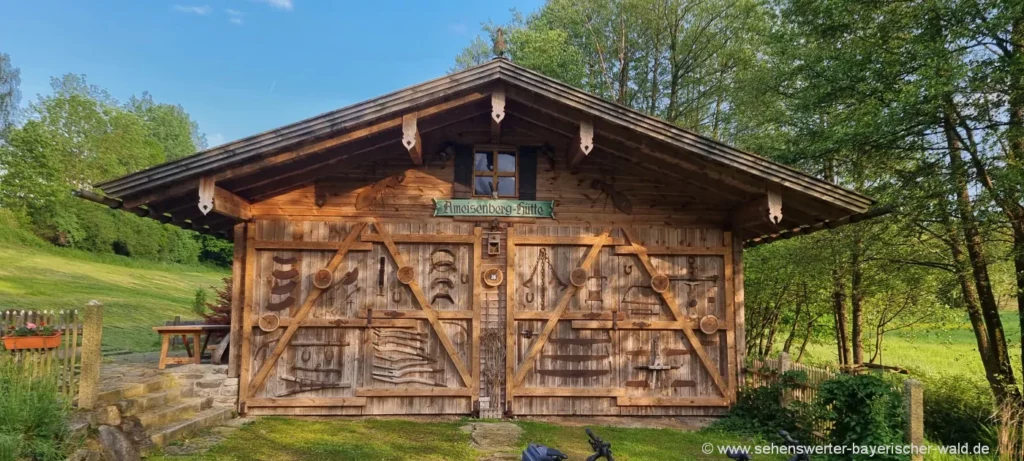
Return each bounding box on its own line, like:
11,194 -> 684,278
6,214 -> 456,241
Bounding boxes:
238,143 -> 746,416
243,220 -> 477,416
509,226 -> 732,416
249,149 -> 728,228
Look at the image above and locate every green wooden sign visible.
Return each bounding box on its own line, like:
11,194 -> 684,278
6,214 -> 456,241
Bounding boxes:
433,199 -> 555,218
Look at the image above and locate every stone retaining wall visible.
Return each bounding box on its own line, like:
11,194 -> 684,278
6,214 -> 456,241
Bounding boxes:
164,364 -> 239,407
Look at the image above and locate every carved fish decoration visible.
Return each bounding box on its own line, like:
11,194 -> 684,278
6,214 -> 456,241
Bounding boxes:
355,174 -> 405,210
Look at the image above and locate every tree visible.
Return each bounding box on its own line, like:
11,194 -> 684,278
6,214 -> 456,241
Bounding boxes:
0,53 -> 19,135
0,74 -> 216,265
126,92 -> 206,160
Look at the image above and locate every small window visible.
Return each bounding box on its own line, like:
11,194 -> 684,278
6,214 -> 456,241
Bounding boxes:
473,147 -> 518,198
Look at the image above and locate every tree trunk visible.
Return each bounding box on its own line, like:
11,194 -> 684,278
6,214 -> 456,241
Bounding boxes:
764,310 -> 780,358
945,110 -> 1020,403
796,314 -> 820,364
851,237 -> 864,365
833,272 -> 850,367
944,219 -> 998,382
782,290 -> 805,354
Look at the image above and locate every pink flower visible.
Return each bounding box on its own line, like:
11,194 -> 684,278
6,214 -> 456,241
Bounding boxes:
25,323 -> 36,330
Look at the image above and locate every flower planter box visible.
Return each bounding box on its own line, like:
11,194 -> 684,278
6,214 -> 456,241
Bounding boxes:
2,332 -> 62,350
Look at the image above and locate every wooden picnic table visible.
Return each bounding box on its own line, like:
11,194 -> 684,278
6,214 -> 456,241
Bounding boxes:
153,325 -> 230,369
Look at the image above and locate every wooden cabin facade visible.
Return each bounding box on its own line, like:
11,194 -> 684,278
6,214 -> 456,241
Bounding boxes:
81,59 -> 878,418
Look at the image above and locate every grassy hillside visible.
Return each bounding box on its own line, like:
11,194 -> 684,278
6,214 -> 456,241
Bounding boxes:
798,312 -> 1021,382
0,236 -> 228,352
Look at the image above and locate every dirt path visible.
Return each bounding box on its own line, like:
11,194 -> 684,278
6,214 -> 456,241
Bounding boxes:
460,422 -> 523,460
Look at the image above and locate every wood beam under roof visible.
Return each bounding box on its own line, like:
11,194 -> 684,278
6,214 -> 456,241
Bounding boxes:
239,103 -> 491,202
729,186 -> 783,230
505,112 -> 750,203
491,86 -> 505,141
402,114 -> 423,165
568,120 -> 593,170
504,86 -> 767,196
119,91 -> 491,209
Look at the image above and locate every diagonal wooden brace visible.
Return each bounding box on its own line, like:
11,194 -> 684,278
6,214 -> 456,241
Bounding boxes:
513,228 -> 611,386
372,219 -> 472,387
621,228 -> 728,398
246,223 -> 367,397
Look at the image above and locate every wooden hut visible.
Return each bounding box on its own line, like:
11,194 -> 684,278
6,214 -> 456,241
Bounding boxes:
79,58 -> 880,417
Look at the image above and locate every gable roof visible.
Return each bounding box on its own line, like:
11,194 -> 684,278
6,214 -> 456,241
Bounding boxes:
85,58 -> 879,242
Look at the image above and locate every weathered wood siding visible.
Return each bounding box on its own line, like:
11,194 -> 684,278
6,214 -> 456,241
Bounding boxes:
250,149 -> 728,228
238,148 -> 743,416
241,220 -> 479,416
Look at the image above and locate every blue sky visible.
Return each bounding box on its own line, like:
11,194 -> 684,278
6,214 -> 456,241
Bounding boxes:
0,0 -> 541,147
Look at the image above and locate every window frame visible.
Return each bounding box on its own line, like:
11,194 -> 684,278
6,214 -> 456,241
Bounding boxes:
471,144 -> 519,198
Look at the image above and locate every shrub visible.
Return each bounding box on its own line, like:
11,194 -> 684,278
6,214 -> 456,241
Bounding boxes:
0,358 -> 73,461
710,370 -> 812,440
918,373 -> 995,447
202,277 -> 232,325
191,287 -> 208,317
816,373 -> 906,461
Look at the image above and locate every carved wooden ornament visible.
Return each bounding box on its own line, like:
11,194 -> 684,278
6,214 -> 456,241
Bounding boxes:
401,115 -> 418,152
396,266 -> 415,285
579,121 -> 594,155
491,89 -> 505,125
767,188 -> 783,224
699,315 -> 720,335
650,274 -> 670,293
258,313 -> 280,333
197,177 -> 215,215
483,267 -> 504,288
313,268 -> 334,290
570,267 -> 588,287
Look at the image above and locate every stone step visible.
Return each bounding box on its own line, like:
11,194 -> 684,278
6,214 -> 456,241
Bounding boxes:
97,376 -> 174,404
117,387 -> 182,417
135,397 -> 212,429
147,406 -> 234,447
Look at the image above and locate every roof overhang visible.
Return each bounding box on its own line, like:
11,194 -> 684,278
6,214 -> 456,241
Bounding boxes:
82,58 -> 879,243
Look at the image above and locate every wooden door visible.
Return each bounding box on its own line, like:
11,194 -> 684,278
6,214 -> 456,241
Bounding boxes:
505,226 -> 737,416
239,220 -> 481,415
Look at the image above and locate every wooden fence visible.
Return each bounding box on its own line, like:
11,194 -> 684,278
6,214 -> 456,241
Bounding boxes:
744,352 -> 924,460
1,308 -> 85,398
745,353 -> 838,405
744,352 -> 838,438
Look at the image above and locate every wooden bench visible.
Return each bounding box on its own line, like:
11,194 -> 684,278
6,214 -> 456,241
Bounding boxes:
153,325 -> 230,369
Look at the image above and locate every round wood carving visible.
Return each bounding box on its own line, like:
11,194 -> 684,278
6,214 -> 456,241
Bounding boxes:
700,315 -> 720,335
258,313 -> 280,333
397,266 -> 415,285
570,268 -> 588,287
482,267 -> 504,288
651,274 -> 670,293
313,269 -> 334,290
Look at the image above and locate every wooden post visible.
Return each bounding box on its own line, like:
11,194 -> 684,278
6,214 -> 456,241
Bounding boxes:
904,379 -> 924,461
78,300 -> 104,410
778,352 -> 791,406
228,223 -> 246,378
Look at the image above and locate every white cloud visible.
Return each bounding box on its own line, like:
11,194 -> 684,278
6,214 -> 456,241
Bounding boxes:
226,9 -> 244,24
251,0 -> 293,11
208,133 -> 226,147
173,4 -> 212,15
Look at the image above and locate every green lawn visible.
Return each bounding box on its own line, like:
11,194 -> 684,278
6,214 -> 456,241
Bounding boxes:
0,242 -> 227,352
148,418 -> 788,461
798,311 -> 1022,383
